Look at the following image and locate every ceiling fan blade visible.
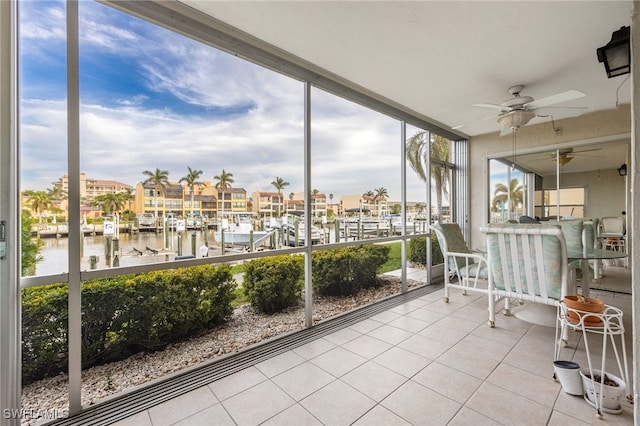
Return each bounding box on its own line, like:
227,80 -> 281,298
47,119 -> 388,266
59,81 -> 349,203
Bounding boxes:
534,106 -> 588,118
524,90 -> 586,109
472,103 -> 511,111
451,114 -> 497,130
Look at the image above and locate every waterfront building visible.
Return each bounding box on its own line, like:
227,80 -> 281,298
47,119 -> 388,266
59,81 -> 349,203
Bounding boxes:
133,181 -> 247,220
52,172 -> 131,200
340,194 -> 388,218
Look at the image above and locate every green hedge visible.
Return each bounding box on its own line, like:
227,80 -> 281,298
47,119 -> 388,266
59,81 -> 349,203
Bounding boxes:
22,265 -> 236,384
409,234 -> 443,266
243,255 -> 304,314
312,245 -> 390,296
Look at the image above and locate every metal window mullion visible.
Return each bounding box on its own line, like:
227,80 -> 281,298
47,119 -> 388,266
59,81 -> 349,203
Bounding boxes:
426,130 -> 432,282
66,0 -> 82,415
0,1 -> 21,424
303,82 -> 312,328
400,122 -> 407,292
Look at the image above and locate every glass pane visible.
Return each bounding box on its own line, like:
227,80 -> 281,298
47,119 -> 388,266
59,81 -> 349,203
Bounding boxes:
405,125 -> 429,236
310,87 -> 401,244
20,1 -> 69,277
488,159 -> 526,223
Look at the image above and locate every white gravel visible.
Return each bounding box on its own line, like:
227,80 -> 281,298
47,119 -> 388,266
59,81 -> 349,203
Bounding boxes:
21,274 -> 426,424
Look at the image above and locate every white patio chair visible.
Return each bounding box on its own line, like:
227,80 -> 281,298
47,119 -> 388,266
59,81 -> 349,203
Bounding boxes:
480,223 -> 570,328
431,223 -> 488,303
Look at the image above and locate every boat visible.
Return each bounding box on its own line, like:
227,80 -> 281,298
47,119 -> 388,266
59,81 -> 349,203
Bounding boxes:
137,213 -> 156,229
341,216 -> 391,237
281,218 -> 323,246
386,214 -> 417,235
214,212 -> 272,247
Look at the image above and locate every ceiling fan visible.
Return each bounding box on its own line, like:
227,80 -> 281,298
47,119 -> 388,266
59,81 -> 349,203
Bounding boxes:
453,85 -> 588,136
551,147 -> 603,166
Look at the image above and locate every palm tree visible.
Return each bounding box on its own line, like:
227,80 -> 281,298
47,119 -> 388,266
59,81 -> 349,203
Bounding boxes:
179,166 -> 204,217
46,186 -> 67,202
92,193 -> 125,215
288,192 -> 295,213
142,168 -> 169,220
214,169 -> 234,218
271,176 -> 290,216
406,131 -> 450,222
492,178 -> 524,214
374,187 -> 388,217
25,191 -> 52,224
120,188 -> 135,220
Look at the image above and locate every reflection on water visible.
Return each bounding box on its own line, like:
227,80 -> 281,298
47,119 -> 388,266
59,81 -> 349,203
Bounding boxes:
35,230 -> 214,276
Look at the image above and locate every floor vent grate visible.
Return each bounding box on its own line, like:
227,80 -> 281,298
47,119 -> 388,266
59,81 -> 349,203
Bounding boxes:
48,283 -> 442,426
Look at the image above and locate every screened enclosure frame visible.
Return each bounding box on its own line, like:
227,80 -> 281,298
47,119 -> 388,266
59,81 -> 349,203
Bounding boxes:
3,0 -> 470,419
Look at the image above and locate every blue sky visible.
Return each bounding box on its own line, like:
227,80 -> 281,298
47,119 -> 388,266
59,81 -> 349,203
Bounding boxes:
19,0 -> 437,203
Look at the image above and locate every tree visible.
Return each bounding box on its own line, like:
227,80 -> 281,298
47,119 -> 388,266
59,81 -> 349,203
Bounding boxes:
214,169 -> 234,218
492,178 -> 523,213
288,192 -> 295,213
25,191 -> 52,224
21,211 -> 43,276
120,188 -> 135,219
271,177 -> 290,217
92,193 -> 125,215
142,168 -> 169,220
406,131 -> 450,222
180,166 -> 204,217
46,186 -> 67,202
373,187 -> 388,217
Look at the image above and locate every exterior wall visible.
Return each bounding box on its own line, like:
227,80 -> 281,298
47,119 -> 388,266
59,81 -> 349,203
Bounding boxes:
340,194 -> 387,217
469,105 -> 631,248
53,172 -> 131,199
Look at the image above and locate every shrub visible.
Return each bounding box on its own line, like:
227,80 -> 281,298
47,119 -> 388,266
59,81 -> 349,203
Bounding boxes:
243,255 -> 304,314
312,245 -> 390,296
409,234 -> 443,266
22,264 -> 236,384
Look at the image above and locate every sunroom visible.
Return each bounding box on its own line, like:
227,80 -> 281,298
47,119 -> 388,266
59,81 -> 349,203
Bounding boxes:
0,1 -> 638,425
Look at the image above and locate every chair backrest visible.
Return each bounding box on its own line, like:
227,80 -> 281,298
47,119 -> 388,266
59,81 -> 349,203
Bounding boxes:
432,223 -> 470,270
480,223 -> 569,301
546,219 -> 583,252
600,216 -> 625,236
582,219 -> 597,249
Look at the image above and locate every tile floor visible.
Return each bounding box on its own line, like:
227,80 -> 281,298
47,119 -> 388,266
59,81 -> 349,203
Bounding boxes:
110,276 -> 634,426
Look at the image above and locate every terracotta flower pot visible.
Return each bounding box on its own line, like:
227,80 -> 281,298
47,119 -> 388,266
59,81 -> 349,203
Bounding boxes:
563,295 -> 605,326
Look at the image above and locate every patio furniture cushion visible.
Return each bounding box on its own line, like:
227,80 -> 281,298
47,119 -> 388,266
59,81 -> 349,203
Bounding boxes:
433,223 -> 472,270
483,223 -> 565,299
432,223 -> 489,301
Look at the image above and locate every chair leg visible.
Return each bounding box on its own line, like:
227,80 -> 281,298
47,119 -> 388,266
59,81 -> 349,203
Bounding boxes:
488,293 -> 496,328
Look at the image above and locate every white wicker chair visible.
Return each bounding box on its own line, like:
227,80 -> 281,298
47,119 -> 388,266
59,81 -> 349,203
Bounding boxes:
480,223 -> 570,328
432,223 -> 488,303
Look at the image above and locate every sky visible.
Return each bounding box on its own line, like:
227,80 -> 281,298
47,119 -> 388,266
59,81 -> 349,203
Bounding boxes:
19,0 -> 436,204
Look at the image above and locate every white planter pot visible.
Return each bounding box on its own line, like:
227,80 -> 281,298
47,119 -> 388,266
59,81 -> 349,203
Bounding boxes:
553,360 -> 582,396
580,369 -> 625,412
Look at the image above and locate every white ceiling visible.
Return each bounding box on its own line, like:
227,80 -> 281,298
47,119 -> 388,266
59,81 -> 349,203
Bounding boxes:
180,1 -> 632,174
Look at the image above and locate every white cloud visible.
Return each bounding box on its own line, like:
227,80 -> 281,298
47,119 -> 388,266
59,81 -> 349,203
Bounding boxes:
19,0 -> 429,203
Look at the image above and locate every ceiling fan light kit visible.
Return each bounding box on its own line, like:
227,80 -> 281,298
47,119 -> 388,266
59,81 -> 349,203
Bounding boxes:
597,26 -> 631,78
497,110 -> 536,130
